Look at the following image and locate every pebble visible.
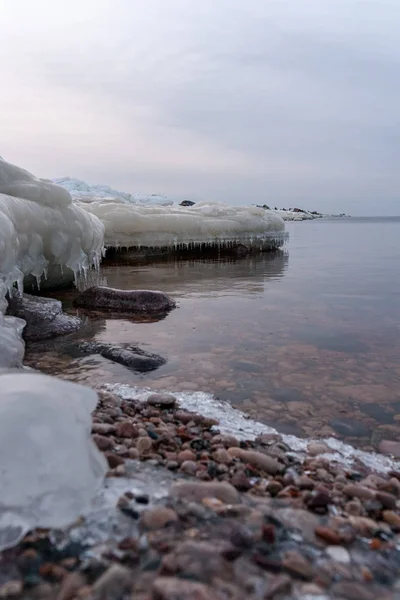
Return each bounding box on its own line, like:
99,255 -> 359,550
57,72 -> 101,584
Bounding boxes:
92,423 -> 116,435
307,442 -> 330,456
264,574 -> 292,599
140,507 -> 178,530
379,440 -> 400,457
92,564 -> 132,600
147,393 -> 177,409
177,449 -> 196,463
151,577 -> 220,600
180,460 -> 198,476
348,516 -> 378,537
325,545 -> 351,563
227,448 -> 281,475
343,484 -> 376,501
315,526 -> 341,545
382,510 -> 400,529
105,452 -> 124,468
128,447 -> 139,459
230,470 -> 252,491
170,481 -> 240,504
136,437 -> 153,455
212,448 -> 233,464
376,490 -> 397,509
92,434 -> 113,451
330,581 -> 375,600
282,550 -> 313,580
212,434 -> 239,448
0,581 -> 23,598
56,573 -> 86,600
116,420 -> 138,438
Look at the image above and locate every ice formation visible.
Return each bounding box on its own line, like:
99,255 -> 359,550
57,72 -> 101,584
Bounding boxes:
78,200 -> 287,250
54,177 -> 173,206
54,178 -> 287,250
0,159 -> 105,291
0,372 -> 107,550
0,158 -> 105,366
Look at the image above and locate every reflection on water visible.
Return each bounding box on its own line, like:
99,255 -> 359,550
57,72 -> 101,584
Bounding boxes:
25,219 -> 400,451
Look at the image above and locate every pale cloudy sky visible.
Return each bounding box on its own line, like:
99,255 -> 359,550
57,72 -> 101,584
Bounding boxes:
1,0 -> 400,215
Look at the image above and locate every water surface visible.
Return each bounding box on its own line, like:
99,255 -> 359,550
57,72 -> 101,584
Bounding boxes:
25,217 -> 400,450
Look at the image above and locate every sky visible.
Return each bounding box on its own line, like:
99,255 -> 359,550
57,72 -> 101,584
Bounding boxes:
1,0 -> 400,215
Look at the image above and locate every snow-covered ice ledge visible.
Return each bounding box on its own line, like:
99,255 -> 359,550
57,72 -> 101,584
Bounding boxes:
54,177 -> 288,253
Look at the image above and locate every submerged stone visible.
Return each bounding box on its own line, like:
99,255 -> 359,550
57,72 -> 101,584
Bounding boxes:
74,286 -> 176,314
0,372 -> 107,551
76,342 -> 166,373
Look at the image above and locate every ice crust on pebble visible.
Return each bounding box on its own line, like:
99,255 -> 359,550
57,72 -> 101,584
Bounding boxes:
0,372 -> 107,551
108,383 -> 400,474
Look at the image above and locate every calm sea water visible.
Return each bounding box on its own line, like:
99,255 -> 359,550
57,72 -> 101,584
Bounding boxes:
26,217 -> 400,449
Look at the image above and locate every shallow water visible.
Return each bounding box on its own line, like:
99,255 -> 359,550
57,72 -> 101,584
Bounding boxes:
25,217 -> 400,450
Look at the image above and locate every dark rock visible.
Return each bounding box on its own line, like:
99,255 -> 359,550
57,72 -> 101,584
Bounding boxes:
179,200 -> 195,206
74,286 -> 176,314
6,291 -> 81,341
77,342 -> 166,372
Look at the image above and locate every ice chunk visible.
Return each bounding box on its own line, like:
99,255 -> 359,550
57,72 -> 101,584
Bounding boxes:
79,199 -> 287,250
54,177 -> 173,206
0,372 -> 107,550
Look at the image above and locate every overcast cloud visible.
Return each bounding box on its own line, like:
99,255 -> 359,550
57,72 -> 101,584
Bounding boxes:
1,0 -> 399,214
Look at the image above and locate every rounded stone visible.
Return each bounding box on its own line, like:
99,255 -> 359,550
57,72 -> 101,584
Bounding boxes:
147,393 -> 177,409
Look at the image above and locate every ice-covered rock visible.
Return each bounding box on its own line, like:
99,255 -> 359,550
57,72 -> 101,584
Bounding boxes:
79,200 -> 287,250
6,291 -> 82,341
0,158 -> 105,291
0,158 -> 106,367
0,372 -> 107,550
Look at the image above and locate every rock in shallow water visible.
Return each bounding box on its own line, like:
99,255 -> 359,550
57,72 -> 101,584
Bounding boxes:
6,291 -> 81,341
74,286 -> 176,314
0,372 -> 107,550
76,342 -> 166,372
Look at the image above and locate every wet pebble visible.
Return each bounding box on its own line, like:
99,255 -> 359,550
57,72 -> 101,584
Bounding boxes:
147,393 -> 177,409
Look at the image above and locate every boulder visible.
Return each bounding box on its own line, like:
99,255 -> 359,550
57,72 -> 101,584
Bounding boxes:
74,286 -> 176,315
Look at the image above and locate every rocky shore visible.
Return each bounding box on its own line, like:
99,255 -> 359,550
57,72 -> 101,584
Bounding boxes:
2,389 -> 400,599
